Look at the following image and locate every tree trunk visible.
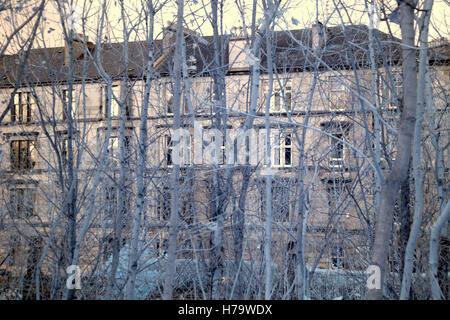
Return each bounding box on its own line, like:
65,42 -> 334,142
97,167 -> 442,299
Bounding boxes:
429,201 -> 450,299
125,1 -> 154,299
367,1 -> 417,300
162,0 -> 184,300
400,0 -> 434,299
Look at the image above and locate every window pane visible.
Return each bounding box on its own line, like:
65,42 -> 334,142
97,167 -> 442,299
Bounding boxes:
165,135 -> 173,165
274,92 -> 280,111
286,87 -> 292,110
111,86 -> 121,117
11,141 -> 19,169
285,147 -> 291,166
10,188 -> 35,218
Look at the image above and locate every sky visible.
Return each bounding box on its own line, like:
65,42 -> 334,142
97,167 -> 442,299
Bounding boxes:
0,0 -> 448,54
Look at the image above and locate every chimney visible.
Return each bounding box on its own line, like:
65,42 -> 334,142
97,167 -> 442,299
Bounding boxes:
162,22 -> 177,51
311,22 -> 327,52
64,34 -> 93,66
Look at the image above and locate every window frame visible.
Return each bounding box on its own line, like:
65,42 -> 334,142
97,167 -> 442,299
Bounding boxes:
62,88 -> 76,120
329,132 -> 345,168
11,91 -> 34,123
328,75 -> 346,111
9,186 -> 36,219
259,177 -> 294,222
101,83 -> 131,119
270,130 -> 293,168
268,79 -> 292,113
10,139 -> 36,171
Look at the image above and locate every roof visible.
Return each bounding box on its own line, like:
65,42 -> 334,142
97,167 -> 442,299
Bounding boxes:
0,24 -> 412,88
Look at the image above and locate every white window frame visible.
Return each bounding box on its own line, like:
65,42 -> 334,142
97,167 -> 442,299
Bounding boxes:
269,79 -> 292,113
204,130 -> 225,165
270,130 -> 292,168
62,88 -> 76,120
12,91 -> 34,123
162,134 -> 173,167
328,75 -> 346,111
329,132 -> 345,168
386,69 -> 403,112
178,133 -> 192,166
110,85 -> 121,118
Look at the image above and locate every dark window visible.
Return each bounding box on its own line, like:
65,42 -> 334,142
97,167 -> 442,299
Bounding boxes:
62,137 -> 69,165
284,133 -> 292,166
164,135 -> 173,166
10,140 -> 36,170
329,133 -> 344,167
271,131 -> 292,167
10,188 -> 36,218
260,178 -> 292,222
104,185 -> 117,224
331,245 -> 344,268
62,89 -> 76,120
11,92 -> 34,123
326,179 -> 350,216
157,186 -> 171,221
180,198 -> 193,225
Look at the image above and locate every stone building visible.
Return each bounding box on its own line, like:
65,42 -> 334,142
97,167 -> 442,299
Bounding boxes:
0,23 -> 448,298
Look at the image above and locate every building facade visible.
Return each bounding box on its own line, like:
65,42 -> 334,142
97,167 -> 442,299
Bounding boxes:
0,23 -> 448,299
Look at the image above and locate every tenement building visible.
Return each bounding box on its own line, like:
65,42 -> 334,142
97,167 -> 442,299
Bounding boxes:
0,23 -> 448,299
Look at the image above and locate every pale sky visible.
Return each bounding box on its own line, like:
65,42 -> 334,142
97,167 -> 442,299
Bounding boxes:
0,0 -> 448,54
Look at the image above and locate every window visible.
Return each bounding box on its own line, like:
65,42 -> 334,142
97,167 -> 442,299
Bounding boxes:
108,136 -> 119,164
321,121 -> 350,168
110,85 -> 121,118
155,238 -> 168,255
386,70 -> 403,112
57,130 -> 78,166
11,92 -> 34,123
260,178 -> 293,222
326,179 -> 350,214
179,238 -> 193,259
156,185 -> 171,221
103,185 -> 117,227
269,80 -> 292,113
329,133 -> 344,168
328,75 -> 346,111
106,134 -> 130,166
10,140 -> 36,170
62,137 -> 69,165
10,187 -> 36,218
163,135 -> 173,166
156,183 -> 192,224
329,75 -> 345,93
161,81 -> 174,115
204,130 -> 225,165
186,53 -> 197,73
392,71 -> 403,98
271,131 -> 292,167
62,89 -> 76,120
161,80 -> 189,116
180,197 -> 194,225
102,84 -> 131,119
331,245 -> 344,269
179,133 -> 192,166
162,132 -> 191,166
